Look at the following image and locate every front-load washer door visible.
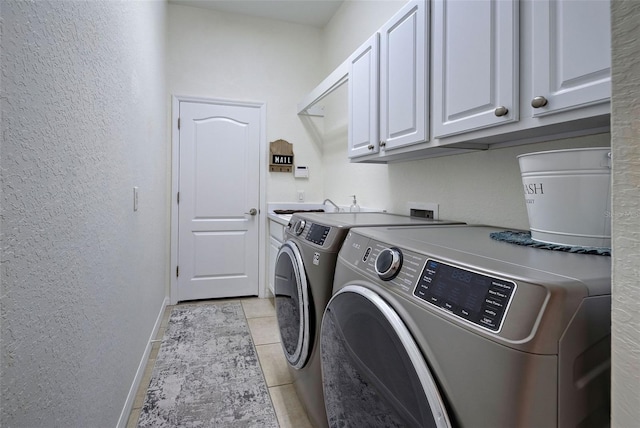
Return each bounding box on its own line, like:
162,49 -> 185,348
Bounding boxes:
321,285 -> 451,428
274,240 -> 311,369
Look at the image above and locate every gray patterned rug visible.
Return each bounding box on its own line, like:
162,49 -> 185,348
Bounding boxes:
137,302 -> 279,427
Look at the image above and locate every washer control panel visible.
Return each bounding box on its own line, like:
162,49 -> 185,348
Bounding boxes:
413,259 -> 516,332
305,223 -> 331,246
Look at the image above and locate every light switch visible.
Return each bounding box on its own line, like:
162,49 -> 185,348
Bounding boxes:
297,190 -> 305,202
133,187 -> 139,212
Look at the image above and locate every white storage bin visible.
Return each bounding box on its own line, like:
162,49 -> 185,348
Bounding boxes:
518,147 -> 611,247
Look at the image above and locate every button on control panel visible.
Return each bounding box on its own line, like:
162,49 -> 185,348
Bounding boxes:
413,259 -> 516,332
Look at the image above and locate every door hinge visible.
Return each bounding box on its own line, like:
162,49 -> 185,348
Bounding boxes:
176,266 -> 179,277
177,192 -> 180,204
178,117 -> 181,130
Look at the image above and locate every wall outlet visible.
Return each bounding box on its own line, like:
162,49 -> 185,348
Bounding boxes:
407,202 -> 439,220
297,190 -> 305,202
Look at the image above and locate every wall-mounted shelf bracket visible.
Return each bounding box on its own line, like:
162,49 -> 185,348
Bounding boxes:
297,59 -> 349,116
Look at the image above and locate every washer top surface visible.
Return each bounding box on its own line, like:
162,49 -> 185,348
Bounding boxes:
291,211 -> 462,228
349,225 -> 611,296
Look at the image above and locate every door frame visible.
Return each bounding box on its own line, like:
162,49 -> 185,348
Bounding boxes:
170,95 -> 267,304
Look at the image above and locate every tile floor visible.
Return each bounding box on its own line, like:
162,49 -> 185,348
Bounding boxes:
126,297 -> 312,428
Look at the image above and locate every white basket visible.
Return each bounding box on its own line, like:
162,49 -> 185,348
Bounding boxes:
517,147 -> 611,247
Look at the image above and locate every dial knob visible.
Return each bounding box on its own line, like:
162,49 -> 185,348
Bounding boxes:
293,219 -> 306,236
375,247 -> 403,281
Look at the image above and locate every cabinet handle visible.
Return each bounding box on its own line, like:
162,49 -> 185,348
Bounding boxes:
494,106 -> 509,117
531,96 -> 548,108
380,141 -> 386,148
367,144 -> 374,150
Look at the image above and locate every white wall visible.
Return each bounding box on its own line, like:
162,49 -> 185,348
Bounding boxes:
167,4 -> 326,204
0,1 -> 168,426
322,0 -> 406,74
611,1 -> 640,425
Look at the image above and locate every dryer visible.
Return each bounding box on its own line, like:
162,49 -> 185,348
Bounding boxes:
274,213 -> 463,428
321,225 -> 611,428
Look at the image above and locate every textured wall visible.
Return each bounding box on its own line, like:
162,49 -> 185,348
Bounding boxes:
1,1 -> 168,426
611,1 -> 640,425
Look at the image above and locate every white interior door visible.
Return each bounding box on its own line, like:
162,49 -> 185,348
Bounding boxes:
177,100 -> 261,301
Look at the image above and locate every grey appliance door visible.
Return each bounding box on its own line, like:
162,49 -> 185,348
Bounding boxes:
321,285 -> 451,428
274,240 -> 310,369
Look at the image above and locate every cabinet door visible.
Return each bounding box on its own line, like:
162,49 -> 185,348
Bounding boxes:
348,33 -> 380,159
379,0 -> 428,151
268,235 -> 282,295
432,0 -> 518,138
531,0 -> 611,117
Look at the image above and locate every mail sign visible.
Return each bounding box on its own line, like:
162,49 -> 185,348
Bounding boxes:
272,155 -> 293,165
269,139 -> 294,172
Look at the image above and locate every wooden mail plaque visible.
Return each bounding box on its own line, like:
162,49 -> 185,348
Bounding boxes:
269,139 -> 294,172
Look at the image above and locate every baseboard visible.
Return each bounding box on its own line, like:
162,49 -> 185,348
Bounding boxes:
116,296 -> 169,428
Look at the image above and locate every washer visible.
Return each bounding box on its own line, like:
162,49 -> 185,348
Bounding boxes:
321,225 -> 611,428
274,213 -> 463,428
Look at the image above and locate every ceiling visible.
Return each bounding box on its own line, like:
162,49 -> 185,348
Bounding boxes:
169,0 -> 345,28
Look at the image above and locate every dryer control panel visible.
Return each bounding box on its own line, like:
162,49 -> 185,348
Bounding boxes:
414,259 -> 516,332
343,231 -> 517,334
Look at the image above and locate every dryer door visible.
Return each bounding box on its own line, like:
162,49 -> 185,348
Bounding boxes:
274,240 -> 310,369
321,285 -> 451,428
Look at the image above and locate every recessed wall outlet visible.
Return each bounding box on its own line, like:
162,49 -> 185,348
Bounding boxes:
410,208 -> 434,219
297,190 -> 305,202
408,202 -> 439,220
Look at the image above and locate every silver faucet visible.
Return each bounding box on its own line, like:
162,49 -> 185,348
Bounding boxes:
322,198 -> 340,212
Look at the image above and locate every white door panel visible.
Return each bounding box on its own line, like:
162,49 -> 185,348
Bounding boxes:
193,232 -> 246,276
348,33 -> 380,159
531,0 -> 611,116
433,0 -> 518,137
380,0 -> 427,151
178,101 -> 260,301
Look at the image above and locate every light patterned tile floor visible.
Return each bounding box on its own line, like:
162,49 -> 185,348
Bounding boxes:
126,297 -> 312,428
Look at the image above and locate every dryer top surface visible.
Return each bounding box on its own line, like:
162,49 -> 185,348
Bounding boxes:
291,212 -> 463,228
348,225 -> 611,296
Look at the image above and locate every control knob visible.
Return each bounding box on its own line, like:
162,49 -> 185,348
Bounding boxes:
375,247 -> 403,280
293,219 -> 306,236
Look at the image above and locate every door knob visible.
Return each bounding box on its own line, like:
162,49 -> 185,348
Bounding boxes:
245,208 -> 258,216
531,96 -> 548,108
494,106 -> 509,117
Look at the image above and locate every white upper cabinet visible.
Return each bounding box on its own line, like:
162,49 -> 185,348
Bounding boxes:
348,0 -> 428,159
530,0 -> 611,117
314,0 -> 613,163
379,0 -> 428,151
432,0 -> 519,138
348,33 -> 380,158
